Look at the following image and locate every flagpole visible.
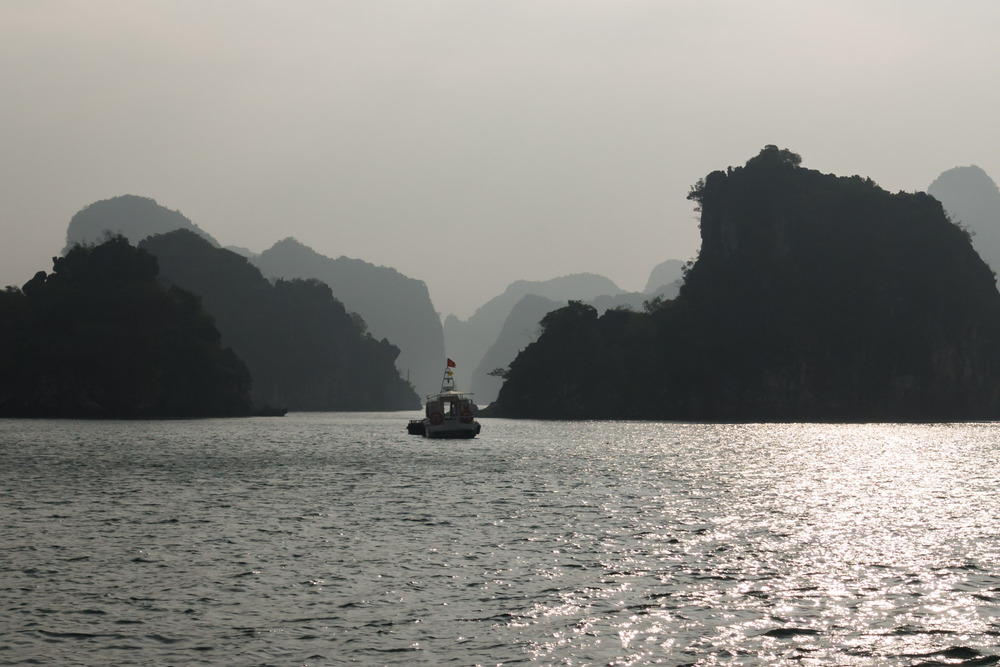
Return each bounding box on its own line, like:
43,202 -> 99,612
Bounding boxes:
442,358 -> 457,391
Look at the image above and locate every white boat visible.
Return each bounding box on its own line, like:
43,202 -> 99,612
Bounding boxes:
407,359 -> 481,438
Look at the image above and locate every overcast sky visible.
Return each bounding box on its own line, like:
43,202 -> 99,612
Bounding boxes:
2,1 -> 998,318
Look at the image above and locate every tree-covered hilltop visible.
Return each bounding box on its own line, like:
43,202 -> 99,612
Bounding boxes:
0,236 -> 253,418
489,146 -> 1000,421
140,230 -> 420,411
64,195 -> 219,253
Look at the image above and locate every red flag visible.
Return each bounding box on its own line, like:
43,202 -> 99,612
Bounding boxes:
447,358 -> 456,368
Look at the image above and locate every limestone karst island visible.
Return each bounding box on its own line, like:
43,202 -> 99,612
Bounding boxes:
487,146 -> 1000,422
4,146 -> 1000,421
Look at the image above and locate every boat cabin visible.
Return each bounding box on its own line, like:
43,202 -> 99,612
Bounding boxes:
425,391 -> 477,426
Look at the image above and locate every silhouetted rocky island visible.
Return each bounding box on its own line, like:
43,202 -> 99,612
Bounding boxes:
0,236 -> 253,418
141,230 -> 419,411
0,231 -> 421,418
488,146 -> 1000,421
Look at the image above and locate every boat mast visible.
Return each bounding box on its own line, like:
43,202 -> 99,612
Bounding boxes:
441,358 -> 457,391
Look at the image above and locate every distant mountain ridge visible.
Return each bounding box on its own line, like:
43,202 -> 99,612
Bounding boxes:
60,196 -> 445,398
65,195 -> 219,252
469,294 -> 562,403
644,259 -> 685,293
251,238 -> 445,397
928,165 -> 1000,285
141,230 -> 419,411
468,281 -> 683,405
444,273 -> 622,392
449,266 -> 686,405
59,193 -> 692,406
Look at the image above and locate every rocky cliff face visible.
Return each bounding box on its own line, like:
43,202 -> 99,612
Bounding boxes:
252,238 -> 444,397
684,147 -> 1000,418
142,230 -> 420,411
490,146 -> 1000,421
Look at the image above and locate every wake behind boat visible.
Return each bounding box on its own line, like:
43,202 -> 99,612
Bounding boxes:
407,358 -> 481,438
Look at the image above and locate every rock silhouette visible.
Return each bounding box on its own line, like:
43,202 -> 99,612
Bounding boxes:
489,146 -> 1000,421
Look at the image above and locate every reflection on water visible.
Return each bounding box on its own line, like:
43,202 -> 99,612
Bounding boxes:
2,416 -> 1000,664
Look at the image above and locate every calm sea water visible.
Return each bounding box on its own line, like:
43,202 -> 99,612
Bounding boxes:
3,414 -> 1000,665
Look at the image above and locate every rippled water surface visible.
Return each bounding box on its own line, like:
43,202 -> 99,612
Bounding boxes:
4,415 -> 1000,665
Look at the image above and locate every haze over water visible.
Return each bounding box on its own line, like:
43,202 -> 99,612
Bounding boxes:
4,414 -> 1000,664
5,3 -> 1000,319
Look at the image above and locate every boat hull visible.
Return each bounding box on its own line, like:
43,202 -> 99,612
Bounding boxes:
424,421 -> 481,439
408,419 -> 481,438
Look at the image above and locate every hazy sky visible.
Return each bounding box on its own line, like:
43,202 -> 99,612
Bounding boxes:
2,1 -> 998,318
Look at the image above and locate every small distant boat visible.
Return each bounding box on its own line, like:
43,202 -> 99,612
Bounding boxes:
407,359 -> 481,438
